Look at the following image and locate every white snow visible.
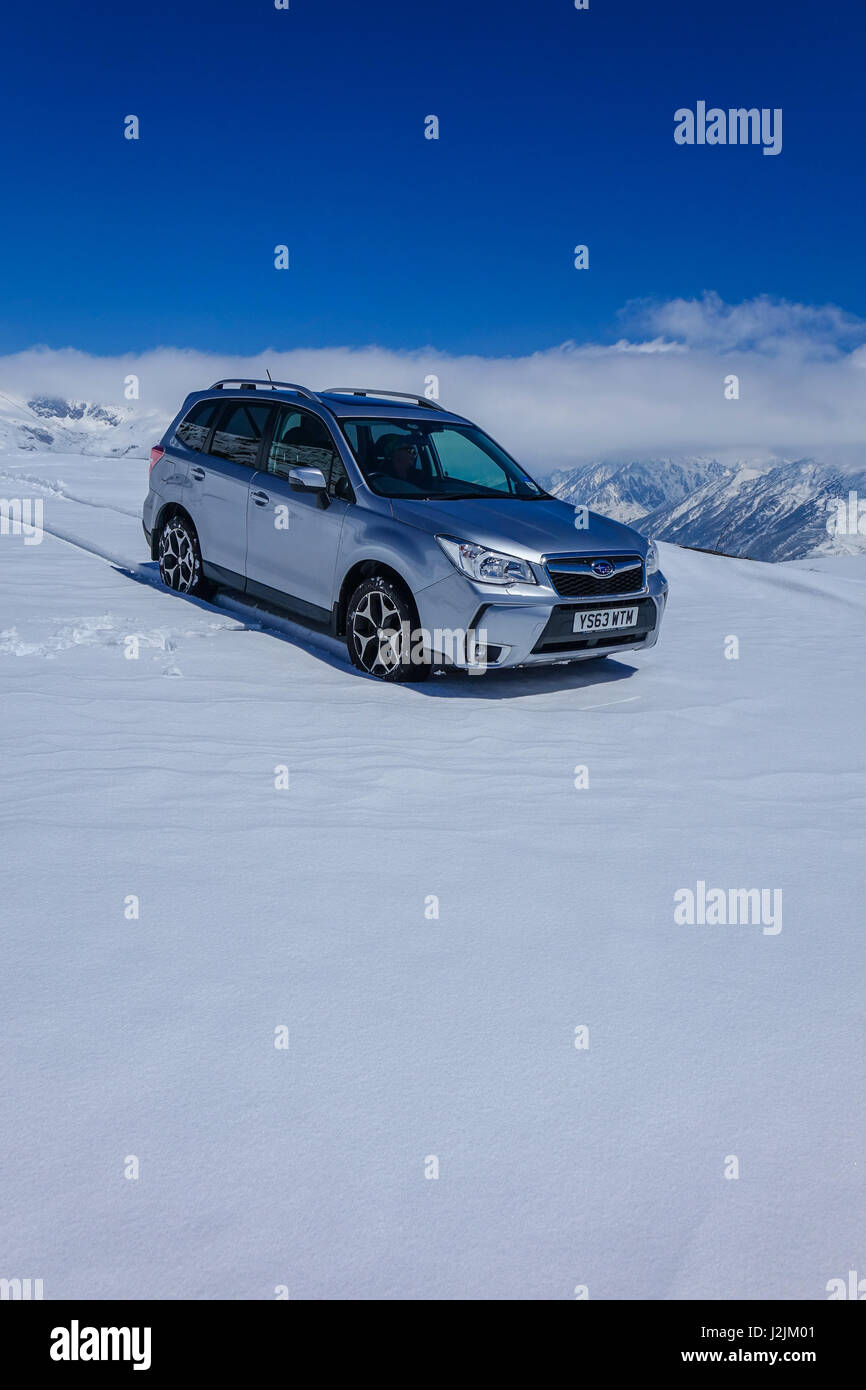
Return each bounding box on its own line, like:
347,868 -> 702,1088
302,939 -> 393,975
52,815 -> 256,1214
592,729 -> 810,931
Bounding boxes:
1,451 -> 864,1300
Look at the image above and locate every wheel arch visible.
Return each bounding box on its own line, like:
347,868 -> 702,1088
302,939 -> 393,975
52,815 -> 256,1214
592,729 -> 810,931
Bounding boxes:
150,502 -> 198,560
336,559 -> 418,636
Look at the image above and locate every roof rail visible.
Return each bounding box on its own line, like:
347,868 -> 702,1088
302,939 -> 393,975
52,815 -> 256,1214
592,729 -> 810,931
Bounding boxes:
320,387 -> 446,412
209,379 -> 321,403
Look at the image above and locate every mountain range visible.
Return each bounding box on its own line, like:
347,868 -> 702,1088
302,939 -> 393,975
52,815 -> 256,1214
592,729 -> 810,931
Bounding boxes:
549,455 -> 866,562
1,392 -> 863,562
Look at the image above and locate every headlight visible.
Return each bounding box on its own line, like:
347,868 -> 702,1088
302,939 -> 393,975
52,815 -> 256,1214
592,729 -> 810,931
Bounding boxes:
645,539 -> 660,575
436,535 -> 537,585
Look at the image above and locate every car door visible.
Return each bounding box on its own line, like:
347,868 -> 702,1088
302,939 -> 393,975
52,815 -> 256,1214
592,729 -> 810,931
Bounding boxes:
245,406 -> 353,619
187,398 -> 275,585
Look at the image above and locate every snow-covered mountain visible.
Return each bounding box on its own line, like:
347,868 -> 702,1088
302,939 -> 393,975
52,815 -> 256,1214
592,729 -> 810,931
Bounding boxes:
550,455 -> 866,561
549,456 -> 730,525
642,458 -> 866,562
0,391 -> 164,458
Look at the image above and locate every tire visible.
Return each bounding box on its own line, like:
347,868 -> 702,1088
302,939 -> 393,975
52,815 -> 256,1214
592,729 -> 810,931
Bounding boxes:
157,511 -> 213,599
346,575 -> 431,683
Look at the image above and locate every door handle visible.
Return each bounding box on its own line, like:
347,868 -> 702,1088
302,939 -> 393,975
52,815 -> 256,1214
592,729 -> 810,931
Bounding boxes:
251,489 -> 269,506
190,466 -> 205,480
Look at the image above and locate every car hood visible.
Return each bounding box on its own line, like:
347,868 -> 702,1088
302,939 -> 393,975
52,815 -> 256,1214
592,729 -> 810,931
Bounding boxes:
390,495 -> 646,560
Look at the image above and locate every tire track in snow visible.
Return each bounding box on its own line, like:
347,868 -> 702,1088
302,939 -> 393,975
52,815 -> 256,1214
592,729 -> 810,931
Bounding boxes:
27,512 -> 350,665
26,515 -> 148,576
0,467 -> 142,518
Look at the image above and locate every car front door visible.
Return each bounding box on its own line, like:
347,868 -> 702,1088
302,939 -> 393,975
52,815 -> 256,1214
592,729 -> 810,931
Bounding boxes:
245,406 -> 353,619
188,398 -> 274,586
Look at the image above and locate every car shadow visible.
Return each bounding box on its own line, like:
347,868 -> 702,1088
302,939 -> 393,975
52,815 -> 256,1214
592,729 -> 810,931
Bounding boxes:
122,562 -> 642,698
409,657 -> 639,699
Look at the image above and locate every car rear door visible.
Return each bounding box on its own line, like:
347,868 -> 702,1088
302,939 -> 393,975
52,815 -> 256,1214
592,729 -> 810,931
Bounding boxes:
187,398 -> 275,586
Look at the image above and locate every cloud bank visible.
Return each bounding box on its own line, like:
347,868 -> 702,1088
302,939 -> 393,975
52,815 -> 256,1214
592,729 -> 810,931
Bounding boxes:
2,294 -> 865,475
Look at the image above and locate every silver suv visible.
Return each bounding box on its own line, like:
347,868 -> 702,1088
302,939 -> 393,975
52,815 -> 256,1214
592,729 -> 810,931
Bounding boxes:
143,380 -> 668,681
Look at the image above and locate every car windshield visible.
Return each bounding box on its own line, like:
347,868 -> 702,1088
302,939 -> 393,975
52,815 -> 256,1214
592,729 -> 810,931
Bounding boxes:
340,418 -> 548,500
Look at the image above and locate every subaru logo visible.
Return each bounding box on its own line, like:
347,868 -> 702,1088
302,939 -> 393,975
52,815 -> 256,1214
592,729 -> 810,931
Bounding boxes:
591,559 -> 615,577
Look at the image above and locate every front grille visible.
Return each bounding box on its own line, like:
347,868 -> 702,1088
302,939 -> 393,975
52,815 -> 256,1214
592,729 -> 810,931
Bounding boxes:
532,598 -> 656,655
546,555 -> 644,598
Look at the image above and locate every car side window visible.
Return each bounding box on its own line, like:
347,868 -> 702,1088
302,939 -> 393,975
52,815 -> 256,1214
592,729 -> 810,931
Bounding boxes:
268,407 -> 341,484
175,399 -> 221,453
210,401 -> 274,467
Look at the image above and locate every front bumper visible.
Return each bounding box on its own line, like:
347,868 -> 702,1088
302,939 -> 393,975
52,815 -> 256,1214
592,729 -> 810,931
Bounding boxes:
414,568 -> 669,669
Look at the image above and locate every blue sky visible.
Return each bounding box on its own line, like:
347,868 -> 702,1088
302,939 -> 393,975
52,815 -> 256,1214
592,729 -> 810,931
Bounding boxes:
2,0 -> 863,356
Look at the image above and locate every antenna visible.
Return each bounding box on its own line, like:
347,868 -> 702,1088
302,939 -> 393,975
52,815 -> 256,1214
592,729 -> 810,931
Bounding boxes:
266,368 -> 273,382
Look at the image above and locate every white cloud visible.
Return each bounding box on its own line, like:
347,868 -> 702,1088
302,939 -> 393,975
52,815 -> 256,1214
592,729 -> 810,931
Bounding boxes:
620,291 -> 866,358
2,294 -> 865,474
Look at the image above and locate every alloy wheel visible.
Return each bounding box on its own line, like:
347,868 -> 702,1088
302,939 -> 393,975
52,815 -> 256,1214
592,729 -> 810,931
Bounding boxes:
159,521 -> 196,593
351,589 -> 405,675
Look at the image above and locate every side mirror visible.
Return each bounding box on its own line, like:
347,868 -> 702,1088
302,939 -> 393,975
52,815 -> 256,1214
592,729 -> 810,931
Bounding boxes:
288,466 -> 328,493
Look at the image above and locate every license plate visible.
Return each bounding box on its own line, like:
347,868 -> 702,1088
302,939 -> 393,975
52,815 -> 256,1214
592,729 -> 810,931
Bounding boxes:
573,605 -> 639,634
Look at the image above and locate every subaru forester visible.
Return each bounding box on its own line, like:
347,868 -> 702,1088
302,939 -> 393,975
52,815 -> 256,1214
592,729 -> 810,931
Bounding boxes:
142,381 -> 668,680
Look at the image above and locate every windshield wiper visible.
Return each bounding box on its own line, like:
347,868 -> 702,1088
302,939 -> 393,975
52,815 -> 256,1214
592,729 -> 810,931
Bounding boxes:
437,491 -> 549,501
394,489 -> 550,502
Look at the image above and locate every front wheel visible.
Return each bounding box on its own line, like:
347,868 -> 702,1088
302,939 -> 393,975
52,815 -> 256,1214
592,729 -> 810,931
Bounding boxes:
157,512 -> 212,598
346,575 -> 431,682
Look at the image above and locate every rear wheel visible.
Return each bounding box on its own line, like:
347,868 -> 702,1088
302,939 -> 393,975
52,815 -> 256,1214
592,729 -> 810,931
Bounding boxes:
346,575 -> 431,682
157,512 -> 212,599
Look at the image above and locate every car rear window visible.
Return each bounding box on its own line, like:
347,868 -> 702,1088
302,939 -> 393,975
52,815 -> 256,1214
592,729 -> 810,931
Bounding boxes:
175,398 -> 221,453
